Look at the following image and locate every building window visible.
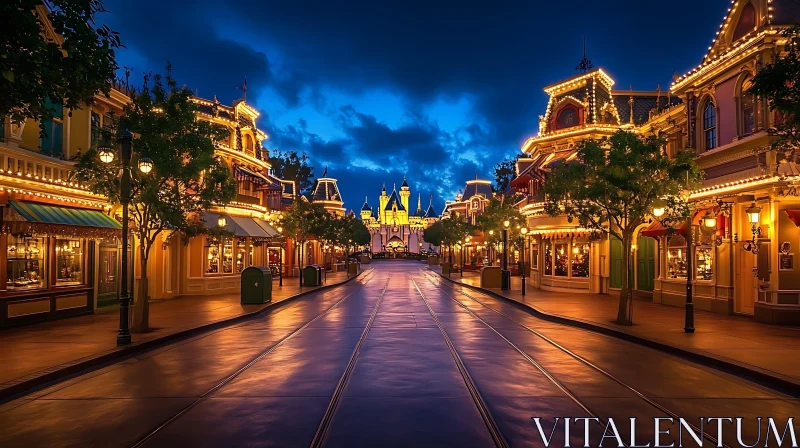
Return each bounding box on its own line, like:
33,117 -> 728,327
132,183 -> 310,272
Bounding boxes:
544,240 -> 553,276
55,239 -> 83,285
205,237 -> 235,275
91,111 -> 101,147
733,2 -> 756,41
531,243 -> 539,269
741,78 -> 756,136
703,101 -> 717,150
236,238 -> 248,273
41,97 -> 63,157
6,235 -> 46,290
554,243 -> 568,277
557,106 -> 579,129
205,240 -> 220,274
696,247 -> 714,281
571,243 -> 590,278
667,236 -> 688,279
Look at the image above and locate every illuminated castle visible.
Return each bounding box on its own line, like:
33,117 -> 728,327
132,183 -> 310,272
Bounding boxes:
360,177 -> 438,253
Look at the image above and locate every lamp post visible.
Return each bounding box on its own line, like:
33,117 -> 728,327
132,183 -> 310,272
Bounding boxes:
488,230 -> 494,266
98,130 -> 153,346
501,220 -> 511,290
521,227 -> 528,296
653,197 -> 695,333
277,226 -> 283,287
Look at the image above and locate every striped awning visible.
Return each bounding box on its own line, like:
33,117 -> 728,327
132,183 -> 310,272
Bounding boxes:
253,218 -> 281,237
9,201 -> 121,230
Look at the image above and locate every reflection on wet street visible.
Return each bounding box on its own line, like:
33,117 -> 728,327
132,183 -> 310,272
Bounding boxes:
1,262 -> 797,447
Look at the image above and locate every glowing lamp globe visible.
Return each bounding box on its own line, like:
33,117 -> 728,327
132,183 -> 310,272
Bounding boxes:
746,203 -> 761,226
98,146 -> 115,164
138,157 -> 154,174
702,213 -> 717,229
217,215 -> 227,228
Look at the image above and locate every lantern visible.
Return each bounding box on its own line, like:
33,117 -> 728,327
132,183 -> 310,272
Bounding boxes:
98,146 -> 115,164
138,157 -> 154,174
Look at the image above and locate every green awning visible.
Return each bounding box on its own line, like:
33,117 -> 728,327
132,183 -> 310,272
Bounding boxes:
9,201 -> 122,230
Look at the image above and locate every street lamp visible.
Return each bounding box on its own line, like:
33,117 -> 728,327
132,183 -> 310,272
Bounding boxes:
276,226 -> 283,286
138,157 -> 154,175
743,203 -> 762,255
217,215 -> 227,228
501,220 -> 511,290
99,130 -> 152,346
520,227 -> 528,295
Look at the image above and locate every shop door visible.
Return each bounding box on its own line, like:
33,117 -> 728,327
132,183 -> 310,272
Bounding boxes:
609,237 -> 623,289
636,236 -> 655,292
736,246 -> 757,314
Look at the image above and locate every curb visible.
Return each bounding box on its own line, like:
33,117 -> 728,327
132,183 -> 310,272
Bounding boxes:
433,270 -> 800,397
0,269 -> 369,404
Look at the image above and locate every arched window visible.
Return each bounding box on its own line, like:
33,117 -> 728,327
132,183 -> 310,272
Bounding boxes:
733,2 -> 756,42
243,134 -> 254,151
703,101 -> 717,150
557,106 -> 579,129
740,77 -> 756,136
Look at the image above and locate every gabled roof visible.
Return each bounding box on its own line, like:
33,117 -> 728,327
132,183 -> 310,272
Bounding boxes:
311,177 -> 343,203
384,190 -> 406,211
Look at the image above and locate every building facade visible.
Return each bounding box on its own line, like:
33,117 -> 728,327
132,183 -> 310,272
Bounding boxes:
512,0 -> 800,324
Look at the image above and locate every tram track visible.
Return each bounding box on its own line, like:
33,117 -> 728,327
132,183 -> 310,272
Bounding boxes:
421,270 -> 732,448
411,278 -> 510,448
127,270 -> 376,448
309,276 -> 390,447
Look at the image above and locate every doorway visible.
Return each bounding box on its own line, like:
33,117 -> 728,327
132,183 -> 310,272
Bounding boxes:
636,235 -> 655,292
736,245 -> 757,314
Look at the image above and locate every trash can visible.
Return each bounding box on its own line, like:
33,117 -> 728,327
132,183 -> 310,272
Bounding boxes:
303,265 -> 321,287
241,266 -> 272,304
348,262 -> 358,275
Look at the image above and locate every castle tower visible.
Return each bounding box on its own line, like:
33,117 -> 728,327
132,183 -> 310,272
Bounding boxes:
360,196 -> 372,222
400,175 -> 411,213
379,183 -> 388,223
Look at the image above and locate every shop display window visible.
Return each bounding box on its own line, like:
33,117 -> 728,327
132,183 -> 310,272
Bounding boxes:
554,243 -> 569,277
571,243 -> 590,278
544,241 -> 553,276
222,239 -> 234,274
7,234 -> 46,290
55,238 -> 83,286
205,239 -> 220,274
667,236 -> 688,279
696,247 -> 713,281
236,239 -> 248,273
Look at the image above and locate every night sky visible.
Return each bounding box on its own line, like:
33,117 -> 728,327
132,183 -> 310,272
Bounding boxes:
101,0 -> 730,212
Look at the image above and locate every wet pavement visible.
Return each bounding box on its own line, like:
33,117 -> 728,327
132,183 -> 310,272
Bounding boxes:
0,262 -> 797,447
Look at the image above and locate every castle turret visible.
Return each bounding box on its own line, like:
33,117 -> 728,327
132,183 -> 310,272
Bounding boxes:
400,175 -> 410,213
360,196 -> 373,222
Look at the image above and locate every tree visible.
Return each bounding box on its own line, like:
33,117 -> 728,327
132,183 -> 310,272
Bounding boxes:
73,68 -> 236,332
749,26 -> 800,157
268,150 -> 315,198
542,131 -> 699,325
280,200 -> 328,269
423,221 -> 443,248
1,1 -> 121,127
493,157 -> 517,192
439,212 -> 473,267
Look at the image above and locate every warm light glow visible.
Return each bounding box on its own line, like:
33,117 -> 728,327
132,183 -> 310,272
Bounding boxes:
277,226 -> 283,233
217,215 -> 227,227
503,220 -> 510,228
489,230 -> 494,235
703,213 -> 717,229
138,157 -> 154,174
746,203 -> 761,226
521,227 -> 528,235
653,206 -> 665,218
98,146 -> 115,164
572,246 -> 579,254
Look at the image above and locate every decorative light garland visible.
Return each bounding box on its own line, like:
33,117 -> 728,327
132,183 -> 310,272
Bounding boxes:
0,186 -> 106,208
0,168 -> 93,192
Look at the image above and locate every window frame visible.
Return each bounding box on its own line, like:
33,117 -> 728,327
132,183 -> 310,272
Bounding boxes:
701,99 -> 717,151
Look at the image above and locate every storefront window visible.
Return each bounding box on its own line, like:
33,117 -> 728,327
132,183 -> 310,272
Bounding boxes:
571,243 -> 590,278
531,243 -> 539,269
696,247 -> 713,281
55,238 -> 83,286
555,243 -> 568,277
6,234 -> 46,290
222,238 -> 234,274
205,239 -> 220,274
667,236 -> 688,279
236,238 -> 248,273
544,241 -> 553,276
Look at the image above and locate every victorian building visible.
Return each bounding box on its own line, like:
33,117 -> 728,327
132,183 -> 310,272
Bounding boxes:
360,177 -> 438,253
511,0 -> 800,324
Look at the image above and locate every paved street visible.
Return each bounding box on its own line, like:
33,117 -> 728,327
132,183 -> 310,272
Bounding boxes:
1,262 -> 798,447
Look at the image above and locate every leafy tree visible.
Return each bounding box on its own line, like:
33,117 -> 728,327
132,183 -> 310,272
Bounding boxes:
493,157 -> 517,192
543,131 -> 699,325
423,221 -> 443,247
439,212 -> 474,268
749,26 -> 800,158
268,150 -> 315,198
1,0 -> 121,127
279,200 -> 327,269
73,68 -> 236,332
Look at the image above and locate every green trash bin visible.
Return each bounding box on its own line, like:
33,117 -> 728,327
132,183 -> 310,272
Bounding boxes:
302,265 -> 321,287
241,266 -> 272,304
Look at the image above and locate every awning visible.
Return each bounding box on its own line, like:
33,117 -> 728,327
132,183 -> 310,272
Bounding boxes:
9,200 -> 121,230
253,218 -> 281,237
785,209 -> 800,228
234,165 -> 270,186
228,215 -> 272,239
202,211 -> 248,237
640,220 -> 687,238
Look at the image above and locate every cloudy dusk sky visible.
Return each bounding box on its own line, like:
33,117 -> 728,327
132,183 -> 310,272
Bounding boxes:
101,0 -> 730,212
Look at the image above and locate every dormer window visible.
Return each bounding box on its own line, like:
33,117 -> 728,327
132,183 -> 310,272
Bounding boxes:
557,106 -> 579,129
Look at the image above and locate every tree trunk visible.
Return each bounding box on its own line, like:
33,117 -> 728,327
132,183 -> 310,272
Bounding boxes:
616,234 -> 633,325
132,246 -> 150,332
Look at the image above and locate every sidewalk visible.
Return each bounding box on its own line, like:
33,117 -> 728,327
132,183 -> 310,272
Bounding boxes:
431,267 -> 800,391
0,270 -> 361,400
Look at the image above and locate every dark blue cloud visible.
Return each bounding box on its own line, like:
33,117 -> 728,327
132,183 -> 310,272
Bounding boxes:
102,0 -> 731,211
